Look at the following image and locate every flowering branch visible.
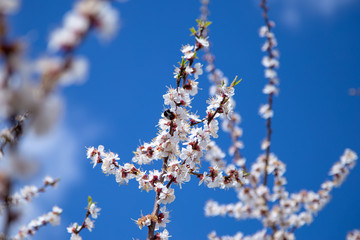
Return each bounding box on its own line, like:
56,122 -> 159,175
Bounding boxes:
206,149 -> 358,239
0,176 -> 59,238
12,206 -> 62,240
258,0 -> 280,187
6,176 -> 59,206
88,17 -> 247,239
67,196 -> 101,240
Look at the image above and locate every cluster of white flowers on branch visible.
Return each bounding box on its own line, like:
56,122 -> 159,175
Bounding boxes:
87,19 -> 248,239
12,206 -> 62,240
0,174 -> 61,240
199,0 -> 358,239
4,176 -> 59,207
258,0 -> 280,187
205,149 -> 357,239
49,0 -> 118,53
67,197 -> 101,240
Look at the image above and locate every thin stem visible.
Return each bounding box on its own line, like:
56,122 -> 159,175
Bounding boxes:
190,96 -> 228,127
260,0 -> 275,187
74,211 -> 91,234
259,0 -> 279,235
262,103 -> 272,186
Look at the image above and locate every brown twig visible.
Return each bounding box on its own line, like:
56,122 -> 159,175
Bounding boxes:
74,211 -> 91,235
260,0 -> 276,187
259,0 -> 279,236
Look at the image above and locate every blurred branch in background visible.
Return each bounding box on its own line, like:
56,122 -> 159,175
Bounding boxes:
0,0 -> 121,238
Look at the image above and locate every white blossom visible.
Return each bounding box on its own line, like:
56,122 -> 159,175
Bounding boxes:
158,229 -> 171,240
259,104 -> 273,119
196,37 -> 210,48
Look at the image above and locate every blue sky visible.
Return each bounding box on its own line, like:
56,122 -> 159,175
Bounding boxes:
8,0 -> 360,239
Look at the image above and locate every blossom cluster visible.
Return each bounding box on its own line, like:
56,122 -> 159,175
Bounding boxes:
49,0 -> 119,52
44,0 -> 119,88
87,19 -> 247,239
258,19 -> 280,121
205,149 -> 357,239
12,206 -> 63,240
203,52 -> 245,168
136,206 -> 170,233
7,176 -> 59,206
67,197 -> 101,240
